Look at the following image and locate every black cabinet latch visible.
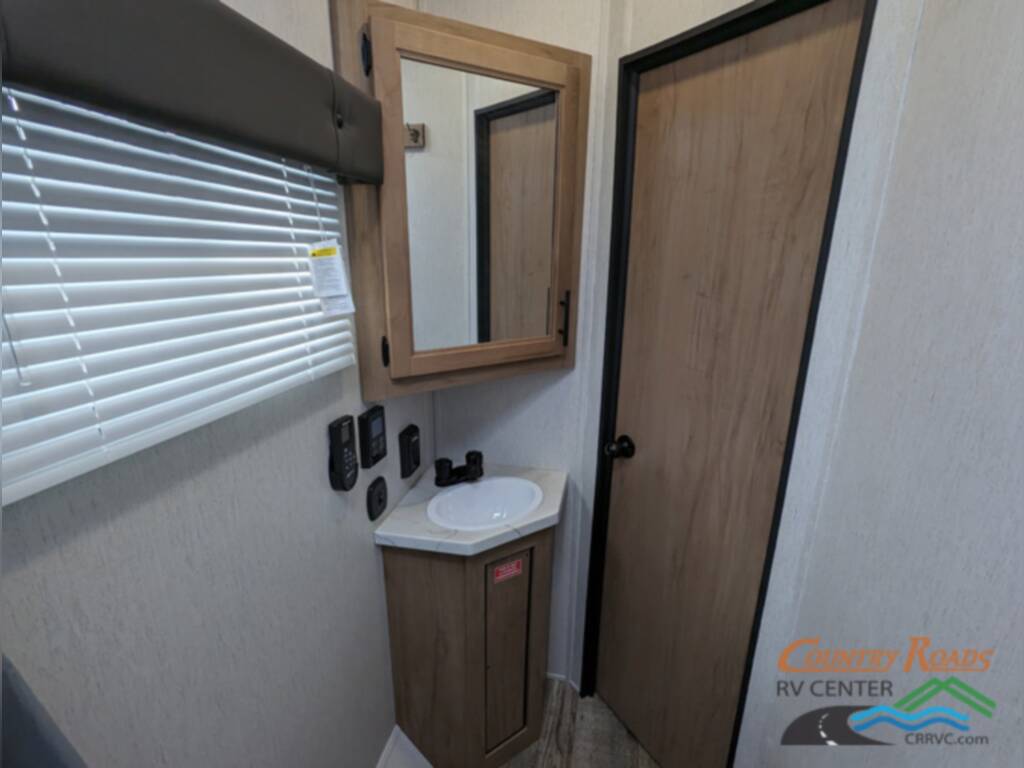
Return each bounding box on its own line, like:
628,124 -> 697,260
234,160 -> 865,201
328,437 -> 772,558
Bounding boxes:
557,290 -> 572,347
361,31 -> 373,76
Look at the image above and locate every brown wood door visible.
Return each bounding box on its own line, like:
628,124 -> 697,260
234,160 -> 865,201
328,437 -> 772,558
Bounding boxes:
481,98 -> 557,342
595,1 -> 869,765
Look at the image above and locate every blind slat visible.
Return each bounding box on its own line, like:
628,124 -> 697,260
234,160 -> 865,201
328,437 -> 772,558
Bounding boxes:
2,201 -> 331,239
1,145 -> 339,212
5,287 -> 319,339
4,298 -> 325,356
1,87 -> 357,504
3,323 -> 351,423
4,256 -> 313,282
2,174 -> 340,226
3,332 -> 350,445
3,274 -> 317,313
2,115 -> 337,197
2,231 -> 321,261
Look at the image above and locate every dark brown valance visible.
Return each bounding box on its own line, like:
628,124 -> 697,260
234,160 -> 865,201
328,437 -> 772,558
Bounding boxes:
0,0 -> 382,183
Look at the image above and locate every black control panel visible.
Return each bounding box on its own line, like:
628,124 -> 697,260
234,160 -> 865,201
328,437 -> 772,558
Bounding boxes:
328,415 -> 358,491
358,405 -> 387,469
399,424 -> 420,479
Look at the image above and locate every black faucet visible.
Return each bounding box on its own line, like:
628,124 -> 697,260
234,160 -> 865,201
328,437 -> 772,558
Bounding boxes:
435,451 -> 484,487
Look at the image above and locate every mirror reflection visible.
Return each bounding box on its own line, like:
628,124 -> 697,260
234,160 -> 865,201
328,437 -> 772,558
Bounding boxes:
401,59 -> 558,352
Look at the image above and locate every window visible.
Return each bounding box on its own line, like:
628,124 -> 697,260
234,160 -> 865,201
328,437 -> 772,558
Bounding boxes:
1,88 -> 356,504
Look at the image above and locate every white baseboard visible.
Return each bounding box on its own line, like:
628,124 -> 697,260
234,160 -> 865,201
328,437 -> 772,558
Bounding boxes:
376,726 -> 431,768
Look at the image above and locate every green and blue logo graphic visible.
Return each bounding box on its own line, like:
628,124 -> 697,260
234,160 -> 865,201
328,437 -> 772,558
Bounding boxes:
849,677 -> 996,735
781,678 -> 997,746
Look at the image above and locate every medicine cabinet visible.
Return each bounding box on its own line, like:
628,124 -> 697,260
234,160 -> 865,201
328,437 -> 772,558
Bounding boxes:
333,3 -> 591,399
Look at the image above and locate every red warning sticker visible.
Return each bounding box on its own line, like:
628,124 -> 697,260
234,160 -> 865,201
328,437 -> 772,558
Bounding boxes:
494,559 -> 524,584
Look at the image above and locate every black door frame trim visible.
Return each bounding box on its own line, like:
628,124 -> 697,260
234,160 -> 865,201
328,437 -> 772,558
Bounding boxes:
474,89 -> 558,342
579,1 -> 877,765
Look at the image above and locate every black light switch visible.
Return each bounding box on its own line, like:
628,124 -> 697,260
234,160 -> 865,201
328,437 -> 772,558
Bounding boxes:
358,405 -> 387,469
399,424 -> 420,479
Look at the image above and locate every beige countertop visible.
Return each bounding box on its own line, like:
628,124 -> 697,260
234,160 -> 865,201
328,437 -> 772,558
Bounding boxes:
373,464 -> 566,556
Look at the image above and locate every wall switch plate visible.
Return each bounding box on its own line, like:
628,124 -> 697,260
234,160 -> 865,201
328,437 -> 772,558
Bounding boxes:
358,405 -> 387,469
404,122 -> 426,149
399,424 -> 420,479
327,415 -> 358,491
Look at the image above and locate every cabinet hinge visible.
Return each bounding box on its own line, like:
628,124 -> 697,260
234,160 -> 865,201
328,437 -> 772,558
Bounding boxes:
361,31 -> 373,77
381,336 -> 390,367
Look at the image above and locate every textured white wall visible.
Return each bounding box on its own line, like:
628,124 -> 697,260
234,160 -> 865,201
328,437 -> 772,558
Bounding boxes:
626,0 -> 748,51
0,2 -> 435,767
221,0 -> 334,68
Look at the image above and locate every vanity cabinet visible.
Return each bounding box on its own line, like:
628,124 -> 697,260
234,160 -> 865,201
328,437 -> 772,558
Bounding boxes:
382,529 -> 554,767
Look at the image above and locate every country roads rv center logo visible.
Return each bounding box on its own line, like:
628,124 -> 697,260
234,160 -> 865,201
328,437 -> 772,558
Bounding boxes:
777,636 -> 997,748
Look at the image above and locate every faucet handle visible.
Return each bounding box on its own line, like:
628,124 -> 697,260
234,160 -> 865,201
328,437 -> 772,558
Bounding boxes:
434,457 -> 453,486
465,450 -> 483,469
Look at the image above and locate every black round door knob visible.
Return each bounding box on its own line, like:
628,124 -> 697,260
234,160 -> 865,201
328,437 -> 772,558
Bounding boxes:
604,435 -> 636,459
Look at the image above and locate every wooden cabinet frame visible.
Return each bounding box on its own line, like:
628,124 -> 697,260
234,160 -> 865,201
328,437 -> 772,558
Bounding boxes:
329,1 -> 590,400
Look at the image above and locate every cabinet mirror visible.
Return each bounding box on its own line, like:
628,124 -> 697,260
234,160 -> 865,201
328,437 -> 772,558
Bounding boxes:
402,60 -> 558,353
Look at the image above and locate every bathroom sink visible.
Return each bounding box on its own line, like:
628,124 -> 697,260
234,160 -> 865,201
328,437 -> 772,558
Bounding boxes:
427,477 -> 543,532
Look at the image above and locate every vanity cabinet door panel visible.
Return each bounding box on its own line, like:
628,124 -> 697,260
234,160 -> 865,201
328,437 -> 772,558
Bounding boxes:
484,549 -> 532,750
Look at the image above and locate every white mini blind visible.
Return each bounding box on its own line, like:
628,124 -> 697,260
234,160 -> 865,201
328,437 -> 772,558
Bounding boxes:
1,87 -> 356,504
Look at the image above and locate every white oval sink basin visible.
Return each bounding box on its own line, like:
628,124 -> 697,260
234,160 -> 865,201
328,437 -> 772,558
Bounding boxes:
427,476 -> 543,532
